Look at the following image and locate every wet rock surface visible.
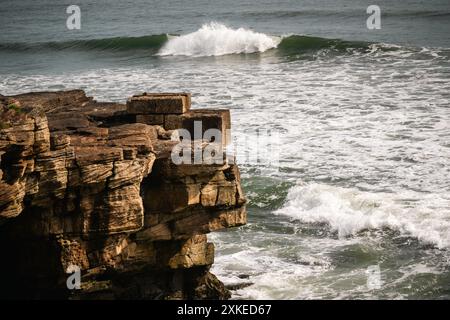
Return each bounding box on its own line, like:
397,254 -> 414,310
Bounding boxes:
0,90 -> 246,299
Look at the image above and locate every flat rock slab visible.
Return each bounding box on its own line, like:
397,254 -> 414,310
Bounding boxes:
127,93 -> 191,115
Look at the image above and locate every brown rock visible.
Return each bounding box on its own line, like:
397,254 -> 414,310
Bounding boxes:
136,114 -> 165,125
173,206 -> 247,238
167,235 -> 214,269
144,182 -> 200,213
57,238 -> 90,271
127,93 -> 191,115
0,89 -> 246,300
164,109 -> 231,146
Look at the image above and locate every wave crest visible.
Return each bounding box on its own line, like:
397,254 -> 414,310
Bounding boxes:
157,22 -> 281,57
0,34 -> 168,52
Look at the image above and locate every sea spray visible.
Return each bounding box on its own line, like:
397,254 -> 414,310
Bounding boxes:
157,22 -> 281,57
274,182 -> 450,248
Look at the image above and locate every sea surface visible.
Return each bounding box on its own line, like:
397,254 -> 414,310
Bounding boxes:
1,0 -> 450,299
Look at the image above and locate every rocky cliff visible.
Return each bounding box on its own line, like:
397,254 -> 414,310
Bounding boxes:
0,90 -> 246,299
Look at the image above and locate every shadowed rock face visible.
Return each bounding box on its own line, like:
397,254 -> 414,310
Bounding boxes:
0,90 -> 246,300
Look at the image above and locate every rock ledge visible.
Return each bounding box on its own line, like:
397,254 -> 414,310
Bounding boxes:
0,90 -> 246,299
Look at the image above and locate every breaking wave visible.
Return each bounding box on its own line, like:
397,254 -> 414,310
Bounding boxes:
0,22 -> 401,57
275,183 -> 450,248
157,22 -> 281,56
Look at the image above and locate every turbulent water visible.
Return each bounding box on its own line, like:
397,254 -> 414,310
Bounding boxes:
1,0 -> 450,299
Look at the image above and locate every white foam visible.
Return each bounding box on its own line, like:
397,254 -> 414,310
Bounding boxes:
157,22 -> 281,57
275,182 -> 450,248
211,247 -> 332,300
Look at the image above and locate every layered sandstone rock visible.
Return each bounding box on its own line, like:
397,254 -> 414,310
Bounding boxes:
0,90 -> 246,299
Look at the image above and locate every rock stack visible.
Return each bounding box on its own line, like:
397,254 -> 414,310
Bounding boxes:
0,90 -> 246,299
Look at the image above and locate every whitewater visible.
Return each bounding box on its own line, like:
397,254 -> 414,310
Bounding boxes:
158,22 -> 282,56
275,183 -> 450,248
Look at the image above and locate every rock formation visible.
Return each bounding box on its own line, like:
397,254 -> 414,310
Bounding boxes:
0,90 -> 246,299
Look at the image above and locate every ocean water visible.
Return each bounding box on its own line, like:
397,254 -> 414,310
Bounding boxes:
1,0 -> 450,299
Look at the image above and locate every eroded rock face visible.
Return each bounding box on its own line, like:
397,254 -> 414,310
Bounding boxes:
0,90 -> 246,299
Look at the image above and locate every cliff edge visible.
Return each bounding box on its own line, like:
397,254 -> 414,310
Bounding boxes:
0,90 -> 246,299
